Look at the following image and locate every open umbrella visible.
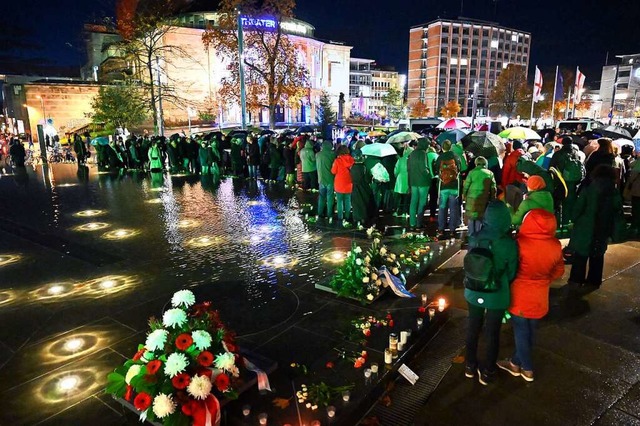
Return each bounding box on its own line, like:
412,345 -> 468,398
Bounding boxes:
475,123 -> 489,131
260,129 -> 276,136
295,125 -> 315,135
612,138 -> 634,149
386,131 -> 421,144
368,130 -> 386,137
90,136 -> 109,146
361,142 -> 398,157
634,130 -> 640,153
498,127 -> 541,140
602,125 -> 632,138
593,128 -> 632,140
436,129 -> 469,145
436,118 -> 470,130
461,131 -> 505,158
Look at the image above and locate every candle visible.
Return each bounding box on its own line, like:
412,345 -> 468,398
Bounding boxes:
388,333 -> 398,357
342,390 -> 350,402
327,406 -> 336,418
398,342 -> 405,352
384,349 -> 393,364
416,317 -> 424,329
242,405 -> 251,417
428,308 -> 436,319
258,413 -> 268,425
370,362 -> 379,374
400,331 -> 408,344
364,368 -> 372,378
405,329 -> 412,340
438,298 -> 446,312
421,293 -> 428,306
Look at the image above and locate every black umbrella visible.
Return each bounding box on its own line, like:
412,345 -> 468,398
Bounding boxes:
461,131 -> 505,158
260,129 -> 276,136
295,125 -> 315,135
592,128 -> 633,140
561,134 -> 587,148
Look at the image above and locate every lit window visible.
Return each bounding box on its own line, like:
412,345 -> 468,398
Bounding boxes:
451,58 -> 458,65
490,40 -> 499,49
460,58 -> 468,66
511,34 -> 518,42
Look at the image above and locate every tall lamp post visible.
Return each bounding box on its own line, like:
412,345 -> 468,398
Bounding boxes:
237,10 -> 247,130
470,81 -> 479,129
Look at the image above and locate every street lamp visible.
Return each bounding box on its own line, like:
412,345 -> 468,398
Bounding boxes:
470,81 -> 479,128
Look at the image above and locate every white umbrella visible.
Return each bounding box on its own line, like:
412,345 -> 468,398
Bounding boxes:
386,132 -> 421,144
436,118 -> 471,130
613,138 -> 634,148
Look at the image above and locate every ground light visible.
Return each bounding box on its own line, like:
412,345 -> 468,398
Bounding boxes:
176,219 -> 200,229
102,229 -> 139,240
83,275 -> 140,297
63,338 -> 84,352
56,183 -> 78,188
261,255 -> 298,269
186,236 -> 225,248
74,209 -> 105,218
37,368 -> 101,403
321,250 -> 347,264
57,376 -> 79,392
244,234 -> 271,244
74,222 -> 109,232
145,198 -> 163,204
42,332 -> 104,363
0,254 -> 21,266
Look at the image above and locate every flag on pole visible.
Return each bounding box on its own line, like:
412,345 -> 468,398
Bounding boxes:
574,68 -> 586,104
533,66 -> 543,103
554,70 -> 564,101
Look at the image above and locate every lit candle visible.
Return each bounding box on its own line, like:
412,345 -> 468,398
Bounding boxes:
242,405 -> 250,417
370,362 -> 379,374
258,412 -> 268,425
398,342 -> 405,352
400,331 -> 408,345
384,349 -> 393,364
421,293 -> 428,306
428,308 -> 436,319
416,317 -> 424,329
388,333 -> 398,356
327,405 -> 336,418
438,298 -> 446,312
364,368 -> 372,378
342,390 -> 350,402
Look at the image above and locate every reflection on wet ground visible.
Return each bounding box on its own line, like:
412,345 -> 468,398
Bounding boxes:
0,164 -> 451,425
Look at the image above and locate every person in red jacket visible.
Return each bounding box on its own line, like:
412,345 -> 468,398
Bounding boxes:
331,145 -> 355,224
497,208 -> 564,382
501,140 -> 527,210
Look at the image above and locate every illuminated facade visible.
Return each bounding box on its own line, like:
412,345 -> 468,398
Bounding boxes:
370,68 -> 402,115
82,12 -> 352,127
408,18 -> 531,117
598,54 -> 640,120
349,58 -> 374,116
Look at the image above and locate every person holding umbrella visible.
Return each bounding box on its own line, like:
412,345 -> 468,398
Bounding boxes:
462,156 -> 496,237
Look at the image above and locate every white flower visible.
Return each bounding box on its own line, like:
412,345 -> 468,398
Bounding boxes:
125,365 -> 142,384
214,352 -> 236,372
366,294 -> 374,301
346,251 -> 351,256
354,246 -> 363,254
152,393 -> 176,418
371,273 -> 378,280
362,277 -> 370,283
380,247 -> 387,256
355,258 -> 362,266
171,290 -> 195,308
392,267 -> 400,275
163,308 -> 187,329
191,330 -> 212,351
373,238 -> 381,244
145,329 -> 169,351
366,227 -> 374,236
364,255 -> 371,264
228,364 -> 240,378
164,353 -> 188,378
187,374 -> 212,400
390,253 -> 396,260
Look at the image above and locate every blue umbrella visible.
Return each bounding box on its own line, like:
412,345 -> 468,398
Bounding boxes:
436,129 -> 469,145
90,136 -> 109,146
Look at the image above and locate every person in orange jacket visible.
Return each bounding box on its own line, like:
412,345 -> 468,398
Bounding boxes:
497,208 -> 564,382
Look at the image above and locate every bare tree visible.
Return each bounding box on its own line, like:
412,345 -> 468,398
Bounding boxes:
202,0 -> 309,129
489,64 -> 528,125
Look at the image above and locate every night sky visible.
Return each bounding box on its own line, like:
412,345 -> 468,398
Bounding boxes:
2,0 -> 639,85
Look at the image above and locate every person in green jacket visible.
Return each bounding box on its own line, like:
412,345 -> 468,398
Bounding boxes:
434,140 -> 463,236
462,156 -> 496,236
407,138 -> 432,228
299,140 -> 317,190
511,176 -> 554,226
465,200 -> 518,385
393,145 -> 413,217
268,137 -> 283,182
315,140 -> 336,219
148,140 -> 163,172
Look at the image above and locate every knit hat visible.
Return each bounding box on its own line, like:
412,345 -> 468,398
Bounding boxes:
527,175 -> 546,191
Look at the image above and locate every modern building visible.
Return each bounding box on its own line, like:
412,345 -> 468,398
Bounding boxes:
349,58 -> 374,116
598,53 -> 640,121
408,17 -> 531,117
82,9 -> 353,128
370,68 -> 402,115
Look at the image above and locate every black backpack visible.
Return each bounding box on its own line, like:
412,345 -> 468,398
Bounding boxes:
463,241 -> 500,293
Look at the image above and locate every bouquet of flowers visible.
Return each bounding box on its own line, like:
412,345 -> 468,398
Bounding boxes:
106,290 -> 240,426
329,239 -> 403,303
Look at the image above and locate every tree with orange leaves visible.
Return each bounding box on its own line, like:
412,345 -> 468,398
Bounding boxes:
440,100 -> 461,119
202,0 -> 309,129
410,101 -> 430,118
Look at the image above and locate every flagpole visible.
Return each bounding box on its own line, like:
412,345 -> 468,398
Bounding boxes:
551,66 -> 558,124
572,66 -> 579,118
530,92 -> 535,128
566,88 -> 572,119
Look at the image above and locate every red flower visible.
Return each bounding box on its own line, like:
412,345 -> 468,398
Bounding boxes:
325,361 -> 335,369
214,373 -> 230,392
197,367 -> 213,379
361,351 -> 368,358
172,373 -> 191,390
175,333 -> 193,351
386,313 -> 392,320
124,385 -> 133,401
146,360 -> 162,375
354,359 -> 364,368
418,306 -> 426,313
132,348 -> 146,361
363,329 -> 371,337
224,341 -> 237,353
389,319 -> 395,327
133,392 -> 152,411
197,351 -> 214,367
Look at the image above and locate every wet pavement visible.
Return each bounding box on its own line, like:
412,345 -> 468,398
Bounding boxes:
0,163 -> 456,425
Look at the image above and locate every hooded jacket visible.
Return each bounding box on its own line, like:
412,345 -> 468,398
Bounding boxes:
509,209 -> 564,319
300,141 -> 317,173
331,154 -> 355,193
465,201 -> 518,310
407,139 -> 432,187
393,146 -> 413,194
501,148 -> 526,188
315,141 -> 336,186
462,164 -> 496,220
511,190 -> 554,226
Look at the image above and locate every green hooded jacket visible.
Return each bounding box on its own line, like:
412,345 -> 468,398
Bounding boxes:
462,165 -> 496,220
465,200 -> 518,310
316,141 -> 336,185
511,190 -> 554,226
393,146 -> 413,194
407,139 -> 432,187
299,141 -> 317,173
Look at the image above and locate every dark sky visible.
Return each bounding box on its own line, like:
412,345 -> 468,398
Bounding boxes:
2,0 -> 639,85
